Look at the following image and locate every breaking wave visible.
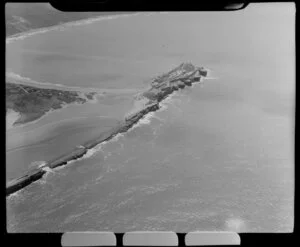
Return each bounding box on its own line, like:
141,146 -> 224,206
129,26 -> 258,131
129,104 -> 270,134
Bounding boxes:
6,71 -> 99,91
82,142 -> 107,159
28,161 -> 46,169
41,106 -> 165,172
225,217 -> 247,232
7,73 -> 208,195
40,166 -> 55,179
6,13 -> 142,44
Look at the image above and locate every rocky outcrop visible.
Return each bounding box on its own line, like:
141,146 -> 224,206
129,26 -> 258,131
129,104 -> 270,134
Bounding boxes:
6,63 -> 207,196
6,168 -> 46,196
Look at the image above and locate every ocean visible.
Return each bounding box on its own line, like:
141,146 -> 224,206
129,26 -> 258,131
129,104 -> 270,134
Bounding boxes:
6,4 -> 294,232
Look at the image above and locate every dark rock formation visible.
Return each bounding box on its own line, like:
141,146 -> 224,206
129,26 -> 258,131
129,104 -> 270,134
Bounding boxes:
6,168 -> 46,196
6,63 -> 207,196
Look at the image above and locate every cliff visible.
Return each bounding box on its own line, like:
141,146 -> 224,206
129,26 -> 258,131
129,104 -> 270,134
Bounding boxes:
6,63 -> 207,196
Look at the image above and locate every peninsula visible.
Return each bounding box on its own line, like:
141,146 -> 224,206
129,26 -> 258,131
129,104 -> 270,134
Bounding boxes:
6,82 -> 97,127
6,63 -> 207,196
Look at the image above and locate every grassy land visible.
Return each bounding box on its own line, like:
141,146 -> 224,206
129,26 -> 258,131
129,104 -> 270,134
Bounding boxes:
6,82 -> 97,126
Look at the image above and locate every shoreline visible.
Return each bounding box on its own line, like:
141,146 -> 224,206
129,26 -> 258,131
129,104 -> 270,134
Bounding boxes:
6,80 -> 140,131
6,12 -> 141,45
6,110 -> 21,130
6,94 -> 99,131
6,81 -> 105,130
5,12 -> 144,130
6,63 -> 208,196
5,11 -> 161,132
6,71 -> 140,93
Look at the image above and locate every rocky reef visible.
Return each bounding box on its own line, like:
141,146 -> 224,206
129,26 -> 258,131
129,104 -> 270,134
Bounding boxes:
6,63 -> 207,196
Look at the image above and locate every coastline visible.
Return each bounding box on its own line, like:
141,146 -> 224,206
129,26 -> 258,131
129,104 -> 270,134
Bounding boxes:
6,94 -> 99,130
6,12 -> 141,45
6,78 -> 140,131
6,110 -> 21,130
5,12 -> 144,130
6,63 -> 208,196
6,81 -> 105,129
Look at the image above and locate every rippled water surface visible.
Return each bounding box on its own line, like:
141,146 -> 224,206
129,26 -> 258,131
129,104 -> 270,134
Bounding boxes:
6,4 -> 294,232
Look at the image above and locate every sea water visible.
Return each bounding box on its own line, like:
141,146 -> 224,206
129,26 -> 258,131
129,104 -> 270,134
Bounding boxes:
6,4 -> 294,232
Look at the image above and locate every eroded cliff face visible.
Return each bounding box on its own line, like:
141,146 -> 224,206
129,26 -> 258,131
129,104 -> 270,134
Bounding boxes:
6,63 -> 207,196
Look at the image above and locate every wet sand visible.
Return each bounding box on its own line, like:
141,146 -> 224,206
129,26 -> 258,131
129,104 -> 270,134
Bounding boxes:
6,110 -> 21,130
6,13 -> 141,45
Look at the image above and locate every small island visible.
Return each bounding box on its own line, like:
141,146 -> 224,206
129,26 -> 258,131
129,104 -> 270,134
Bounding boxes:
6,82 -> 97,127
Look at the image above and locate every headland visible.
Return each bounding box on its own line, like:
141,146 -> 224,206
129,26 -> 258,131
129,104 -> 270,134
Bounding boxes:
6,62 -> 208,196
6,82 -> 98,128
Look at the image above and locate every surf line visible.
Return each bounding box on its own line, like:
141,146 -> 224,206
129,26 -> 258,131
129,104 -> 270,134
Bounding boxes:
6,63 -> 208,197
6,13 -> 142,45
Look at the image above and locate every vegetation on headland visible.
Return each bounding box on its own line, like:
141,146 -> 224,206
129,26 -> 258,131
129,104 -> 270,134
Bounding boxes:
6,82 -> 97,126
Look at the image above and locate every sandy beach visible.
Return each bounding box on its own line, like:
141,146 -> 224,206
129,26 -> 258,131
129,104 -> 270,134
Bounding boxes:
6,71 -> 140,94
6,110 -> 21,130
6,12 -> 141,45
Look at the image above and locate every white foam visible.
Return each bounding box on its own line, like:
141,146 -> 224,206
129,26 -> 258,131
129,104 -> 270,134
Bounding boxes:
109,133 -> 125,143
36,132 -> 123,173
205,77 -> 219,80
225,217 -> 247,232
34,166 -> 55,182
150,115 -> 166,123
6,71 -> 92,91
127,111 -> 157,133
36,179 -> 47,185
14,70 -> 210,175
41,166 -> 54,173
157,103 -> 169,112
6,13 -> 141,45
81,142 -> 106,159
30,161 -> 46,168
153,76 -> 210,115
78,133 -> 127,160
64,159 -> 76,167
158,94 -> 177,112
140,112 -> 155,125
7,188 -> 24,200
